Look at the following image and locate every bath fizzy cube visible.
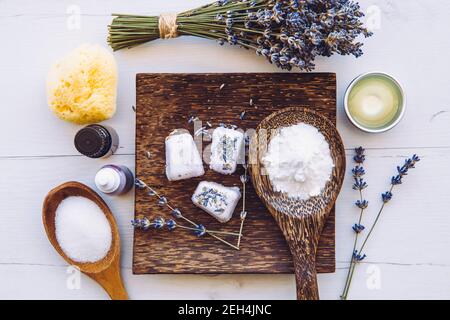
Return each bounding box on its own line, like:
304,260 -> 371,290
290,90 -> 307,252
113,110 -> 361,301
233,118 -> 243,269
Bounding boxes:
46,44 -> 118,124
192,181 -> 241,223
165,130 -> 205,181
210,127 -> 244,175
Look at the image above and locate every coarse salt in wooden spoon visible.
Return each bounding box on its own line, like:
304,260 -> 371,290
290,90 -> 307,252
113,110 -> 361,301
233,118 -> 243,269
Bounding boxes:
42,181 -> 128,300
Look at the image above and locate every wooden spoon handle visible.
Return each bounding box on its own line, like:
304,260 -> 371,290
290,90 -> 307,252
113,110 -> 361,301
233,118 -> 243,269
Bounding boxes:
277,214 -> 323,300
97,275 -> 128,300
88,258 -> 128,300
290,243 -> 319,300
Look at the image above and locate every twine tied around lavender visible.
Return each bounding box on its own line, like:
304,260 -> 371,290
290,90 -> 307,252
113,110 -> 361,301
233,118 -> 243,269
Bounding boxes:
158,13 -> 178,39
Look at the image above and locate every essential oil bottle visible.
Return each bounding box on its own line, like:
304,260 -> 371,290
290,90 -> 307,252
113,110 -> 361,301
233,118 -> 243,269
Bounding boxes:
74,124 -> 119,158
94,164 -> 134,196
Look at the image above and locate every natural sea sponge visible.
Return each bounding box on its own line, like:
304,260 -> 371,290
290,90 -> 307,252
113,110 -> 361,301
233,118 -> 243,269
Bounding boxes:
47,44 -> 118,124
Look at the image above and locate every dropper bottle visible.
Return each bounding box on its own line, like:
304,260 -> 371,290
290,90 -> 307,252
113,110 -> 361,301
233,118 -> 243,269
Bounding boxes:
95,165 -> 134,196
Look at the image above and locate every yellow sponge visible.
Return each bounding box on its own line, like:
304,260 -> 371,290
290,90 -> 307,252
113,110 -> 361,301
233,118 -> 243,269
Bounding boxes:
47,44 -> 118,124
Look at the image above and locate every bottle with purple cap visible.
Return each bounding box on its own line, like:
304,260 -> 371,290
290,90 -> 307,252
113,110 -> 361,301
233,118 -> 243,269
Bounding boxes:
95,164 -> 134,196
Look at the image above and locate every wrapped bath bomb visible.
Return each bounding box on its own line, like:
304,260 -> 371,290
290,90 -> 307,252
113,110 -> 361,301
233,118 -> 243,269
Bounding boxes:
165,130 -> 204,181
46,44 -> 118,124
192,181 -> 241,223
210,126 -> 244,175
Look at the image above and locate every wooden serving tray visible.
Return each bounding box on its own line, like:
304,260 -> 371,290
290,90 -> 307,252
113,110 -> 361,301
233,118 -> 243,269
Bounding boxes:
134,73 -> 336,274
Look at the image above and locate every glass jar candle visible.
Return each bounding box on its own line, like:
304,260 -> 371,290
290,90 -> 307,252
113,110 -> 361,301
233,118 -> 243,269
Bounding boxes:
344,72 -> 406,133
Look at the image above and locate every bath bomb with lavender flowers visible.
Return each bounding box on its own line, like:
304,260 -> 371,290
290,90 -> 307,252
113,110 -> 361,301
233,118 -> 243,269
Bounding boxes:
165,130 -> 205,181
210,127 -> 244,175
46,44 -> 118,124
192,181 -> 241,223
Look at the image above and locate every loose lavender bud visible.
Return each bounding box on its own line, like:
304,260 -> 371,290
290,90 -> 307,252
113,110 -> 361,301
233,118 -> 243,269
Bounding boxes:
153,217 -> 165,229
382,191 -> 393,203
171,208 -> 182,218
194,224 -> 207,237
135,178 -> 146,189
355,200 -> 368,209
157,196 -> 168,206
352,166 -> 365,178
352,224 -> 365,234
352,250 -> 366,262
353,178 -> 367,191
166,219 -> 177,231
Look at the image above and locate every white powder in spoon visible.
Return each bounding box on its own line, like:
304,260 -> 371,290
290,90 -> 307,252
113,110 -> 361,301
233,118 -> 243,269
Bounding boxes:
55,196 -> 112,263
262,123 -> 334,200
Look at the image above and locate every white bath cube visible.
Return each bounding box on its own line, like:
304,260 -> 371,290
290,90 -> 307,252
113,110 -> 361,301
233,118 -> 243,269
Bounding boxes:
165,130 -> 204,181
192,181 -> 241,223
210,127 -> 244,175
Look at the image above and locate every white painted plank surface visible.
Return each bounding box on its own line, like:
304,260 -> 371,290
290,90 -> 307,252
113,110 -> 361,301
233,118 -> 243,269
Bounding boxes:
0,0 -> 449,299
1,264 -> 449,300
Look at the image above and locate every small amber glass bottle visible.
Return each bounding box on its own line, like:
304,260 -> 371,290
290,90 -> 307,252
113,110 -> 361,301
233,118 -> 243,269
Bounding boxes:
74,124 -> 119,158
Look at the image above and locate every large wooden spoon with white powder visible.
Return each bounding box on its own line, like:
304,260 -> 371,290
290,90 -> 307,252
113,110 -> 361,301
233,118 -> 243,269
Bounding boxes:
42,181 -> 128,300
250,107 -> 345,300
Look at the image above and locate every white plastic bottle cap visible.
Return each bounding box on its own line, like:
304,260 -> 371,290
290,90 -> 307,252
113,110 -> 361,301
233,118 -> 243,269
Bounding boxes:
95,167 -> 120,194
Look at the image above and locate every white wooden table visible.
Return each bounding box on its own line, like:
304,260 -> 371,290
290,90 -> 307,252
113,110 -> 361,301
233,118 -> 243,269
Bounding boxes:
1,0 -> 449,300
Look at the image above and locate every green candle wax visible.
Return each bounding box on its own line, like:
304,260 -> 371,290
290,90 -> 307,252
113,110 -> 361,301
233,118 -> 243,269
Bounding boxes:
347,75 -> 403,130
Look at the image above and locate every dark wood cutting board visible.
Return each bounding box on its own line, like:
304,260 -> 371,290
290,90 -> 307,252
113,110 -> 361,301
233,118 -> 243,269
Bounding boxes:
134,73 -> 336,274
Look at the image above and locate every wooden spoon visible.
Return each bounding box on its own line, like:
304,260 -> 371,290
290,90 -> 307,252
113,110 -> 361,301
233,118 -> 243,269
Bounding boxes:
42,181 -> 128,300
249,107 -> 346,300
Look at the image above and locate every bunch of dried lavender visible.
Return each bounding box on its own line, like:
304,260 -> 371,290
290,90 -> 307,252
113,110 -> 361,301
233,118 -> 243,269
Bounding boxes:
108,0 -> 372,71
340,150 -> 420,300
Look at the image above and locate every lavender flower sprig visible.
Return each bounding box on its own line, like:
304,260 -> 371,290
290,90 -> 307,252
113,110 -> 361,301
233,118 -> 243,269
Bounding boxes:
237,122 -> 251,248
341,152 -> 420,300
341,147 -> 368,299
108,0 -> 372,71
132,215 -> 242,237
357,155 -> 420,254
237,164 -> 249,248
134,178 -> 240,250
